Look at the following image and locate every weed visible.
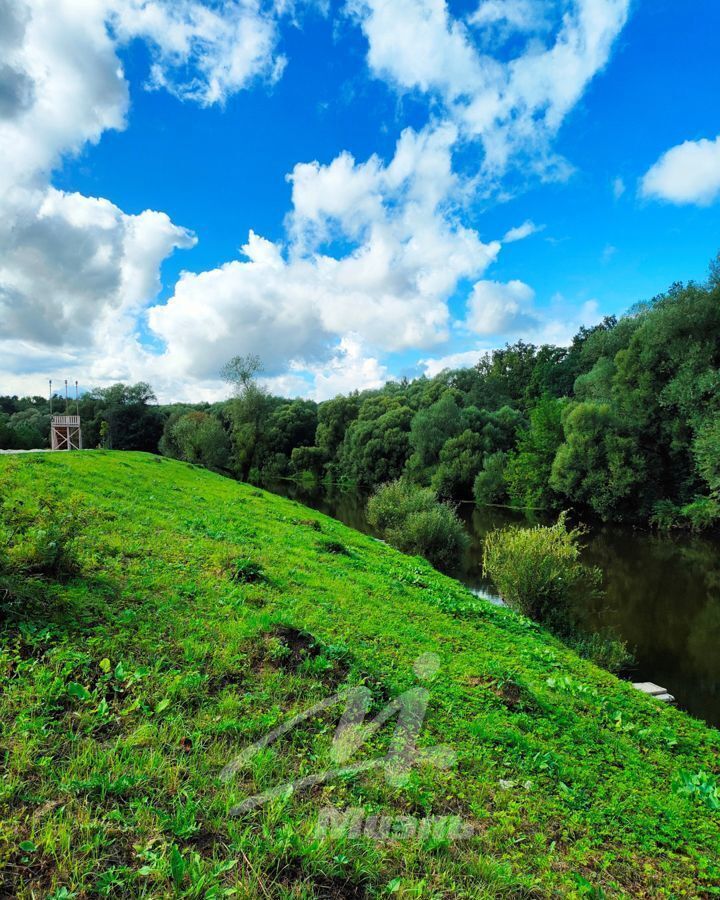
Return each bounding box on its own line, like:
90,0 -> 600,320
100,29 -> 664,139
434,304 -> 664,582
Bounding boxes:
232,558 -> 265,583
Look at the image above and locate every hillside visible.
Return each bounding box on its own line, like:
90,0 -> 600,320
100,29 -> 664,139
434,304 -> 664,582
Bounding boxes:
1,452 -> 719,898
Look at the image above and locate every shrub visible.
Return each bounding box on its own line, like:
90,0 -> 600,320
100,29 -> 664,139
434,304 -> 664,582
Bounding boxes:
680,496 -> 720,532
650,497 -> 720,531
482,514 -> 602,627
482,515 -> 631,670
567,628 -> 633,673
650,499 -> 682,531
367,480 -> 468,572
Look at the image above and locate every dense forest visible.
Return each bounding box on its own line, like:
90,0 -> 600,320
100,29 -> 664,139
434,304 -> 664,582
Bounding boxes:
3,263 -> 719,530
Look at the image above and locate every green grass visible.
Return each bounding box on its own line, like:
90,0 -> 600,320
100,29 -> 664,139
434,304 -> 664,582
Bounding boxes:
1,451 -> 719,898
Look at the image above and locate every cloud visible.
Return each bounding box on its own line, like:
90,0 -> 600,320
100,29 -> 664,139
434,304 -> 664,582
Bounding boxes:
349,0 -> 631,180
0,186 -> 195,348
469,0 -> 550,33
149,125 -> 503,384
110,0 -> 286,106
465,278 -> 537,335
0,0 -> 290,399
420,347 -> 490,377
641,136 -> 720,206
0,0 -> 129,196
602,243 -> 617,262
502,219 -> 543,243
300,335 -> 389,400
612,176 -> 625,199
0,0 -> 622,402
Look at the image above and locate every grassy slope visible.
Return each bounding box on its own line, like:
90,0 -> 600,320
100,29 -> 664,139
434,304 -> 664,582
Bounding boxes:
1,452 -> 719,899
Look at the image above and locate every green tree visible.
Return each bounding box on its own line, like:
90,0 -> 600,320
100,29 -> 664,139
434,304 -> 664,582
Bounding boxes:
550,402 -> 646,522
473,451 -> 509,506
222,355 -> 271,479
406,391 -> 463,482
431,429 -> 484,500
164,412 -> 230,471
505,395 -> 565,510
694,417 -> 720,497
339,398 -> 413,486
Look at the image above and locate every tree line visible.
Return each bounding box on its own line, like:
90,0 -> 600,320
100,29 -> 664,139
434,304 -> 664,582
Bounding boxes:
3,259 -> 719,530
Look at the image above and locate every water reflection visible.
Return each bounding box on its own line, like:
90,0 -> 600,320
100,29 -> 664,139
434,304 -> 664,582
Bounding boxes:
264,480 -> 720,727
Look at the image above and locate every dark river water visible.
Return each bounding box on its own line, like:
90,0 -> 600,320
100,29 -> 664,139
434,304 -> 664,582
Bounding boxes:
265,480 -> 720,728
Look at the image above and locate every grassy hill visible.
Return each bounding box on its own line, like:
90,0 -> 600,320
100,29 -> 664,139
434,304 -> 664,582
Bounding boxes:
1,451 -> 719,898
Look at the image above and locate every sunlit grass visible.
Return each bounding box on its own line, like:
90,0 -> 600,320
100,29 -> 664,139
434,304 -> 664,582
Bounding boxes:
0,451 -> 718,897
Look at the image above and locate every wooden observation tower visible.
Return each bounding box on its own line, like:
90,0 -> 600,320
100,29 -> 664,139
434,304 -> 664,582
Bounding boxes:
50,379 -> 83,451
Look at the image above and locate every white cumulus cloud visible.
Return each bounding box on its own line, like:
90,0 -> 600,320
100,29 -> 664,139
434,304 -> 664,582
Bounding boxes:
641,136 -> 720,207
148,125 -> 503,387
465,278 -> 537,334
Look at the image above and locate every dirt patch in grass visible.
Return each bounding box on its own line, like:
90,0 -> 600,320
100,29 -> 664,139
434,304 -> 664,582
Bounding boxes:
319,540 -> 350,556
0,848 -> 56,898
275,860 -> 369,900
249,625 -> 352,688
468,675 -> 538,713
295,518 -> 323,532
207,669 -> 247,694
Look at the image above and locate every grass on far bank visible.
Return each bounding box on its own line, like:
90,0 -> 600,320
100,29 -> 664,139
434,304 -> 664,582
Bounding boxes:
1,451 -> 719,898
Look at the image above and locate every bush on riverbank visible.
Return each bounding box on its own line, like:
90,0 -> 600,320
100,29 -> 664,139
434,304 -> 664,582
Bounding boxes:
367,479 -> 468,572
482,514 -> 631,670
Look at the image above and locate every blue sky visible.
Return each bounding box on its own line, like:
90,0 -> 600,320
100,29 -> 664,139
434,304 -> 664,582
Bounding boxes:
2,0 -> 720,400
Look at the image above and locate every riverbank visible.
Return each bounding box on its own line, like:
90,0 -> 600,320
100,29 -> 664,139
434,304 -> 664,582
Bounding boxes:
262,479 -> 720,727
1,451 -> 719,896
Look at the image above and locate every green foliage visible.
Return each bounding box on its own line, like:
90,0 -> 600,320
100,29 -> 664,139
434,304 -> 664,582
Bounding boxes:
290,445 -> 326,478
693,416 -> 720,497
482,515 -> 631,670
674,770 -> 720,811
431,429 -> 484,500
680,496 -> 720,532
367,480 -> 468,572
482,514 -> 602,625
651,496 -> 720,532
505,396 -> 565,510
567,628 -> 633,673
406,391 -> 463,480
160,411 -> 230,471
550,402 -> 644,522
473,451 -> 509,506
650,499 -> 683,531
339,400 -> 413,486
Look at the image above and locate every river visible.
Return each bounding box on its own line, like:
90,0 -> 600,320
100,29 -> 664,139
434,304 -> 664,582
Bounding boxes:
264,479 -> 720,728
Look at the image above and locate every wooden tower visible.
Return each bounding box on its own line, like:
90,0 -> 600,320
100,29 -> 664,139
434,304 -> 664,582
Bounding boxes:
50,379 -> 83,451
51,415 -> 83,451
